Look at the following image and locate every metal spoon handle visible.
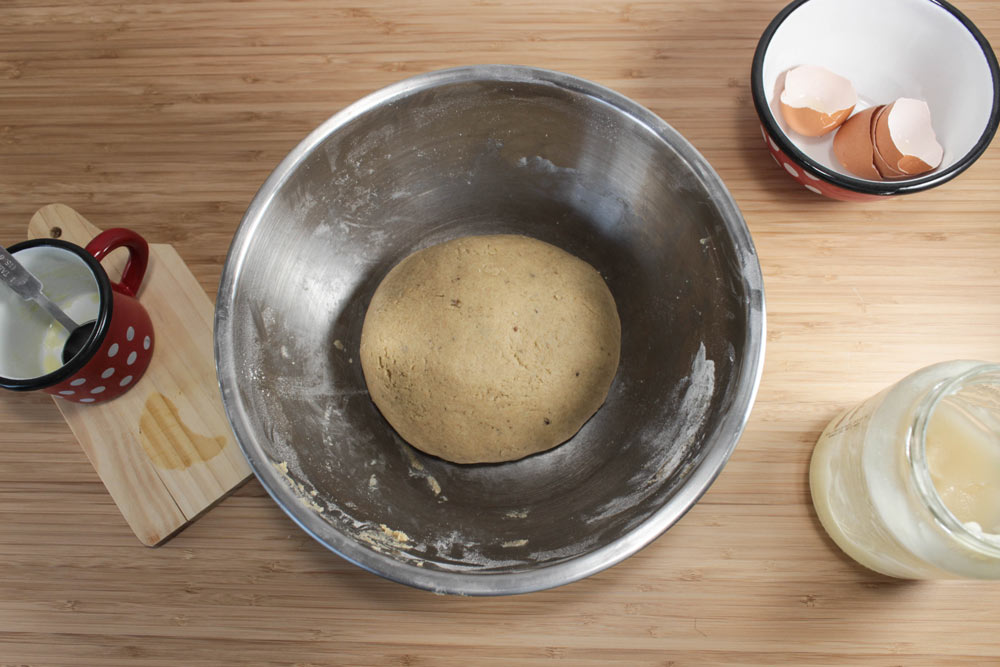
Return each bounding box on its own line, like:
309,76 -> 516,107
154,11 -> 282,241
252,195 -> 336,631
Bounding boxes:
0,245 -> 80,332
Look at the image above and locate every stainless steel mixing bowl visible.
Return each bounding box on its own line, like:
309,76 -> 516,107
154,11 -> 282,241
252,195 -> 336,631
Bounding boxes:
215,65 -> 765,595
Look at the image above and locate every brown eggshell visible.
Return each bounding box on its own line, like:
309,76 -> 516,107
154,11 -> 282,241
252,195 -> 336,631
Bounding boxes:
780,102 -> 856,137
871,104 -> 907,179
832,106 -> 882,180
874,101 -> 905,175
898,155 -> 934,175
874,100 -> 939,177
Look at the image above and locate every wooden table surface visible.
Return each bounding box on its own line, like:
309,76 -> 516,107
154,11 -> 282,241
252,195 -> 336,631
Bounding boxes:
2,1 -> 999,664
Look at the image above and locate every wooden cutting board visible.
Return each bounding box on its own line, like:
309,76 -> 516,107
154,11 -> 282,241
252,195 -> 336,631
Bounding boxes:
27,204 -> 251,546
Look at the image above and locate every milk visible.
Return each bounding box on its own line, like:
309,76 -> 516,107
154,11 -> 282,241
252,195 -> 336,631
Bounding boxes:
809,361 -> 1000,579
925,395 -> 1000,539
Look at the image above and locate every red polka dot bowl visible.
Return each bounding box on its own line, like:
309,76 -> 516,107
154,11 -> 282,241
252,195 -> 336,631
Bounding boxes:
0,229 -> 154,404
751,0 -> 1000,201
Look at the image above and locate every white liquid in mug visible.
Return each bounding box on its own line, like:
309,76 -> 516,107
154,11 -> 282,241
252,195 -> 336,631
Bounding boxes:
39,292 -> 100,373
0,245 -> 102,382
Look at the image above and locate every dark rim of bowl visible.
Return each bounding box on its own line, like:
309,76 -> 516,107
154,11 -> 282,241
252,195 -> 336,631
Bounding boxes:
750,0 -> 1000,196
0,238 -> 113,391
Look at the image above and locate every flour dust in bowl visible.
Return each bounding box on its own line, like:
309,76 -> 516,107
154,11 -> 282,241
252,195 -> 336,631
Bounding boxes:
215,66 -> 765,595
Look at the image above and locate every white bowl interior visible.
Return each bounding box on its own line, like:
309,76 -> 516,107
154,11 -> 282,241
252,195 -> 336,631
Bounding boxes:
0,246 -> 100,380
762,0 -> 994,180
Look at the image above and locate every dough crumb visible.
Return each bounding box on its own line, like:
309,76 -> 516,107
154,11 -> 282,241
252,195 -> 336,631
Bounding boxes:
502,539 -> 528,548
358,525 -> 412,552
305,499 -> 324,512
333,339 -> 346,351
426,476 -> 441,496
379,523 -> 409,543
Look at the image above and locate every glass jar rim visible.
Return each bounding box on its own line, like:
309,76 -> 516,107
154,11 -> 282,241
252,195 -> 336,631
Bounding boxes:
909,362 -> 1000,558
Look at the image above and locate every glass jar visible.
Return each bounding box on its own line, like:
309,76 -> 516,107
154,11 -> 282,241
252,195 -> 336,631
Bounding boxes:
810,360 -> 1000,579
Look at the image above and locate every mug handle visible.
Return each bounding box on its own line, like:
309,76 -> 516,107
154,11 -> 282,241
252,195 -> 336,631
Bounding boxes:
85,228 -> 150,298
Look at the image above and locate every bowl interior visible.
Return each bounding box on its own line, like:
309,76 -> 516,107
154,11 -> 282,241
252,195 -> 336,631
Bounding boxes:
761,0 -> 995,180
218,69 -> 762,593
0,245 -> 99,380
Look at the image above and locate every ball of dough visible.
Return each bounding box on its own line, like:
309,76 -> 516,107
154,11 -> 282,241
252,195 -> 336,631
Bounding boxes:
359,234 -> 620,464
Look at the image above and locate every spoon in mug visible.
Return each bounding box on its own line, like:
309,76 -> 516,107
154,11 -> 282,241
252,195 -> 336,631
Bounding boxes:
0,245 -> 96,365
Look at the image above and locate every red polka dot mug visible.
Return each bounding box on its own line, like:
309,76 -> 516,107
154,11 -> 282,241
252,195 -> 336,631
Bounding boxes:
0,229 -> 155,404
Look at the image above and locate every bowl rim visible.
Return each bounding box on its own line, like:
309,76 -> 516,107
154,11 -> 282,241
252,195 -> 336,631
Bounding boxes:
215,64 -> 766,596
750,0 -> 1000,196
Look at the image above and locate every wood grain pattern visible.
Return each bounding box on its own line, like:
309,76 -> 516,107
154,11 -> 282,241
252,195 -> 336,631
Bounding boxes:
26,204 -> 251,546
1,0 -> 999,664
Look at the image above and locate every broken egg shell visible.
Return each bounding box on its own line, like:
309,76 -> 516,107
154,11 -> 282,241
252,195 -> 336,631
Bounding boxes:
873,98 -> 943,177
780,103 -> 856,137
871,105 -> 908,180
897,154 -> 935,175
778,65 -> 858,137
873,102 -> 915,177
833,106 -> 882,181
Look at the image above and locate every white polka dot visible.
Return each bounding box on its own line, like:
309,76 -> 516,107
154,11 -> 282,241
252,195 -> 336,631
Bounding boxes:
126,351 -> 137,366
101,367 -> 115,379
804,184 -> 823,195
783,162 -> 799,178
80,398 -> 96,403
771,153 -> 781,165
70,378 -> 86,386
760,127 -> 768,143
108,343 -> 119,358
126,326 -> 135,341
59,390 -> 75,396
143,336 -> 151,350
119,375 -> 133,387
804,170 -> 821,181
91,386 -> 106,394
768,136 -> 779,151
